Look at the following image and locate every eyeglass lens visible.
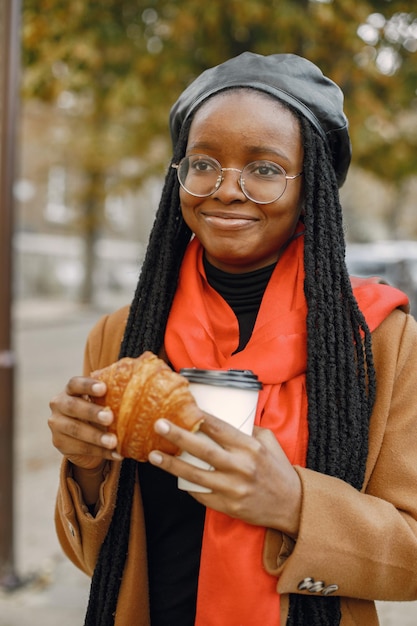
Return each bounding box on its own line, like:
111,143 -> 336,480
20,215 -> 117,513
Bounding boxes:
176,155 -> 288,203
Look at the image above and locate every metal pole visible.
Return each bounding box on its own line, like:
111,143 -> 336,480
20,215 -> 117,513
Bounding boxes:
0,0 -> 21,586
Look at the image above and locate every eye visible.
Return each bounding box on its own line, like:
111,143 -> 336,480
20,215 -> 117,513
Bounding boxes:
246,160 -> 285,179
189,156 -> 218,174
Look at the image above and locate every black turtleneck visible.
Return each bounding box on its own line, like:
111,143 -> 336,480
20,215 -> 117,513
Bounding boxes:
203,256 -> 276,352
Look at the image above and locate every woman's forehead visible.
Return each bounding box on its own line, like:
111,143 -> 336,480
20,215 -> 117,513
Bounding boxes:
187,89 -> 302,154
195,87 -> 293,117
187,89 -> 303,165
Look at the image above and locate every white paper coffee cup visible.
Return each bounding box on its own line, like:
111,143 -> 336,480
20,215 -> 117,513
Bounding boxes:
178,369 -> 262,492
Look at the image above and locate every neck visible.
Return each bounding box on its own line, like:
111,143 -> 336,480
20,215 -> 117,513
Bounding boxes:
203,256 -> 276,351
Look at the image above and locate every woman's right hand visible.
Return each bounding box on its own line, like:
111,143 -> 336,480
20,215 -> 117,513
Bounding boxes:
48,376 -> 122,470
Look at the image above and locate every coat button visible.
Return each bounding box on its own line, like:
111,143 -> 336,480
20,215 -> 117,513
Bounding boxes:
308,580 -> 325,593
298,577 -> 334,594
297,577 -> 314,591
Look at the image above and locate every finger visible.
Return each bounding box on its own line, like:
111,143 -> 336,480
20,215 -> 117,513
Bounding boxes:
153,417 -> 228,467
65,376 -> 107,398
152,417 -> 263,490
49,392 -> 114,427
148,447 -> 215,491
51,413 -> 117,449
64,437 -> 122,462
64,436 -> 123,463
199,412 -> 257,449
50,414 -> 121,460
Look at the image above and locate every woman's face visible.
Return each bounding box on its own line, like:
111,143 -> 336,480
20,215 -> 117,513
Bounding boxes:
179,90 -> 304,273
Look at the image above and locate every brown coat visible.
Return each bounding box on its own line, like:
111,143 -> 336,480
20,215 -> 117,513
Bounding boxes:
55,306 -> 417,625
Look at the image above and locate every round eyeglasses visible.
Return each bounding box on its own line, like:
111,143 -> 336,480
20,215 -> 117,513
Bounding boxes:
172,154 -> 302,204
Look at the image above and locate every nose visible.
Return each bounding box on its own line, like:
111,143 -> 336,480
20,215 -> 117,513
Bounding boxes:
212,168 -> 246,203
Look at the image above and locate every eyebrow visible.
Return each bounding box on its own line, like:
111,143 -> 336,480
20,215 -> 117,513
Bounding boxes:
186,142 -> 292,163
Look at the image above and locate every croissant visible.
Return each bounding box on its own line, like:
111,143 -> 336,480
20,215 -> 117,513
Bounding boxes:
92,352 -> 204,462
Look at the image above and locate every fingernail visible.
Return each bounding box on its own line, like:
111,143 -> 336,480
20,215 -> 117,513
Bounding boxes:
154,419 -> 170,434
98,410 -> 113,425
148,451 -> 163,465
112,452 -> 124,461
101,433 -> 117,448
91,382 -> 106,394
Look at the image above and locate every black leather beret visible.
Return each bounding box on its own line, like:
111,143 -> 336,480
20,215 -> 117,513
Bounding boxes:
169,52 -> 351,187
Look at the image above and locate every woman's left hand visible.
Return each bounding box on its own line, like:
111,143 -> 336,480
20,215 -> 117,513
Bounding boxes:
148,413 -> 302,537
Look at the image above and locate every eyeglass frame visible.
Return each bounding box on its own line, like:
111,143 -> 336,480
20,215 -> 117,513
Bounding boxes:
171,154 -> 303,205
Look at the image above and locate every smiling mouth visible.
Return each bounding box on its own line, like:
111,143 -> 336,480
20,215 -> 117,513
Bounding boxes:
201,212 -> 258,228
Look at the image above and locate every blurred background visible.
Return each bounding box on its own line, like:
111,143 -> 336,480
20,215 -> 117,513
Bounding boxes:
0,0 -> 416,624
16,0 -> 417,310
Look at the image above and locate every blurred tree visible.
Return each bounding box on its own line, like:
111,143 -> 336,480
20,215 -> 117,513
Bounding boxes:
21,0 -> 417,300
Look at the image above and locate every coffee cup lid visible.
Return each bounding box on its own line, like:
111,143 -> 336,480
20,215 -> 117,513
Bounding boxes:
180,368 -> 262,390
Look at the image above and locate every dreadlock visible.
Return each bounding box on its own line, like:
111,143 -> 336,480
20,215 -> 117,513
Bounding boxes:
84,118 -> 193,626
84,101 -> 376,626
287,117 -> 376,625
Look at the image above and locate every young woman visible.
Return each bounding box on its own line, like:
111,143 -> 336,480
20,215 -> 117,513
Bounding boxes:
49,52 -> 417,626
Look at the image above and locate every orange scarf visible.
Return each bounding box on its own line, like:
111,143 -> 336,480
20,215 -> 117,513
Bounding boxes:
164,233 -> 408,626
